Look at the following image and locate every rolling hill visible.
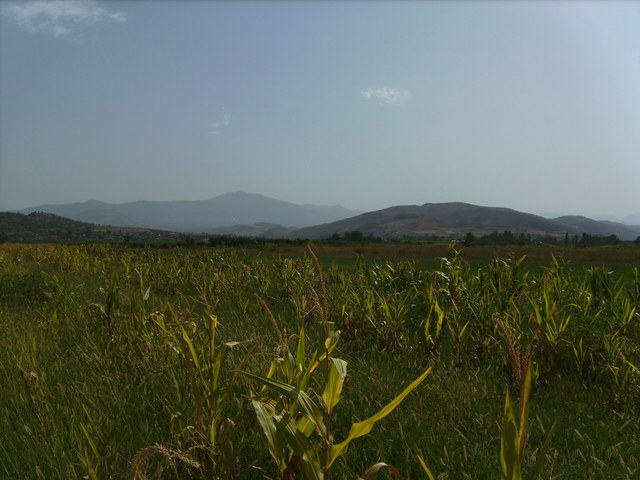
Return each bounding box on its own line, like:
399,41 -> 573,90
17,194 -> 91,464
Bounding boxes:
291,202 -> 640,241
552,216 -> 640,240
0,212 -> 182,243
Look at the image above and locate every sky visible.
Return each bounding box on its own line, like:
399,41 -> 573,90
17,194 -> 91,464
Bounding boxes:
1,0 -> 639,219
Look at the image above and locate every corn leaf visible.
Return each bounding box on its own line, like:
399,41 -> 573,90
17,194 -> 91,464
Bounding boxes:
328,366 -> 432,468
322,358 -> 347,414
272,409 -> 323,480
251,399 -> 286,471
501,391 -> 521,480
241,371 -> 328,440
180,327 -> 200,372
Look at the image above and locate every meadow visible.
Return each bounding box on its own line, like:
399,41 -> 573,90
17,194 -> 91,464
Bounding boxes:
0,242 -> 638,479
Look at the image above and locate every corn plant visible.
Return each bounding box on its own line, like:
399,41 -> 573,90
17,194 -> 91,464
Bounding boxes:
609,291 -> 638,337
245,344 -> 432,480
132,311 -> 254,479
420,288 -> 446,359
244,248 -> 433,479
435,241 -> 468,309
501,357 -> 557,480
415,357 -> 556,480
87,273 -> 121,335
487,256 -> 528,312
528,280 -> 571,369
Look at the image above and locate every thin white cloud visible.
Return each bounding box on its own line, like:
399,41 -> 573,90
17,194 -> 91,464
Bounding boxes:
360,87 -> 412,107
1,0 -> 126,37
209,115 -> 232,135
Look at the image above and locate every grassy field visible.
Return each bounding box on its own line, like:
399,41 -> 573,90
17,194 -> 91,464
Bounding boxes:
1,243 -> 638,479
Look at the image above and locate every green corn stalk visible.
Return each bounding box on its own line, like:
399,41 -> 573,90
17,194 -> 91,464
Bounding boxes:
421,290 -> 446,358
500,357 -> 558,480
528,281 -> 570,366
487,256 -> 528,312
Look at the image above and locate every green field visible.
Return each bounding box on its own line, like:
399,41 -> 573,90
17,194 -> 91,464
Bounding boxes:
1,243 -> 638,479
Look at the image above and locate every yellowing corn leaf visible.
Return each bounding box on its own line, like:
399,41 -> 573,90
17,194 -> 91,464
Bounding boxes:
322,358 -> 347,414
328,365 -> 433,468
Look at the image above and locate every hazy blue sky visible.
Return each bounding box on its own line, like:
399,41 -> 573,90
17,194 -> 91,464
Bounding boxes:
1,0 -> 639,217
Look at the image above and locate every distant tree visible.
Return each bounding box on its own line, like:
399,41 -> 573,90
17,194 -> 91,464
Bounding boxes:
463,232 -> 476,246
635,236 -> 640,244
343,230 -> 364,242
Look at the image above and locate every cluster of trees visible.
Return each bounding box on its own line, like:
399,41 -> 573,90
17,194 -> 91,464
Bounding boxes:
329,231 -> 383,243
206,235 -> 307,247
574,232 -> 621,246
464,231 -> 539,246
463,230 -> 626,247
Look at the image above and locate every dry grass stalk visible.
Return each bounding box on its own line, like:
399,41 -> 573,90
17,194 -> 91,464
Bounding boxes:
495,313 -> 532,390
130,444 -> 200,480
307,245 -> 329,324
256,294 -> 286,355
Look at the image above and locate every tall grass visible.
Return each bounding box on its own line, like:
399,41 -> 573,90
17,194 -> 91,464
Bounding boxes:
0,243 -> 638,479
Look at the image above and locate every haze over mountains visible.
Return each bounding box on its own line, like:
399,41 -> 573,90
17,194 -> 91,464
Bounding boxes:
14,192 -> 640,241
593,213 -> 640,226
19,192 -> 363,233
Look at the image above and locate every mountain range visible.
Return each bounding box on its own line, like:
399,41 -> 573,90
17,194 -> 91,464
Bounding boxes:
18,192 -> 363,232
13,192 -> 640,241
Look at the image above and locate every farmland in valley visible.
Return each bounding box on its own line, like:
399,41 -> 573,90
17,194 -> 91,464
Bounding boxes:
1,243 -> 638,479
